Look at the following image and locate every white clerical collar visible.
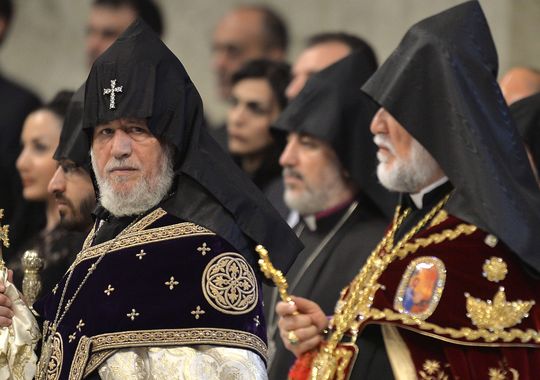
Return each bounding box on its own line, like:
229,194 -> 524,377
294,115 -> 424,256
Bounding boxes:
409,176 -> 449,209
303,215 -> 317,231
300,197 -> 357,232
286,211 -> 300,228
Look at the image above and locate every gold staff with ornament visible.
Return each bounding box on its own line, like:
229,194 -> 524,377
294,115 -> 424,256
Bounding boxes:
255,244 -> 299,345
0,209 -> 9,273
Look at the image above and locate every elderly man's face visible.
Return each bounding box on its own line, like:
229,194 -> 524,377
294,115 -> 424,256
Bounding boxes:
370,108 -> 443,193
48,160 -> 96,232
280,132 -> 349,215
91,118 -> 173,216
370,108 -> 414,171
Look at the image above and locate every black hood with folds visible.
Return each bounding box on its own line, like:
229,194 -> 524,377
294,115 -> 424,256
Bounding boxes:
83,19 -> 302,274
54,84 -> 90,171
362,1 -> 540,271
510,92 -> 540,170
272,51 -> 397,217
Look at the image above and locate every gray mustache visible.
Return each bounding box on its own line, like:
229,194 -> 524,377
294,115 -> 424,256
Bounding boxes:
282,167 -> 303,180
105,158 -> 140,172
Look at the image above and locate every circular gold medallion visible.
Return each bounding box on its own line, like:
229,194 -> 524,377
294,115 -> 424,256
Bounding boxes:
202,252 -> 258,315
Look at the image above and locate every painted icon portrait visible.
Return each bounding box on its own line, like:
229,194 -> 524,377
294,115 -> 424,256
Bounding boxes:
394,256 -> 446,320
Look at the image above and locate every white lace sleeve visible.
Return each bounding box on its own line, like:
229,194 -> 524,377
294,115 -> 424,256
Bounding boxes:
98,345 -> 268,380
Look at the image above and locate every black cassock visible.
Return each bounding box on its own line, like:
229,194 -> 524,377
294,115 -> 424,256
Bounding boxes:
265,192 -> 394,380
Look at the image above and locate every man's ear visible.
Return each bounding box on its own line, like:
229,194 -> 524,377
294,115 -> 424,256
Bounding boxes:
266,47 -> 285,61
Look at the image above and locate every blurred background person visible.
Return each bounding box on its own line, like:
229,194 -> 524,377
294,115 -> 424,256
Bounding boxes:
212,5 -> 288,102
286,32 -> 378,100
34,87 -> 96,305
227,59 -> 290,218
499,66 -> 540,105
48,86 -> 96,235
266,52 -> 396,378
500,67 -> 540,183
282,31 -> 378,227
0,0 -> 43,258
1,1 -> 539,136
48,155 -> 95,234
210,4 -> 288,150
86,0 -> 163,66
511,92 -> 540,186
11,90 -> 87,300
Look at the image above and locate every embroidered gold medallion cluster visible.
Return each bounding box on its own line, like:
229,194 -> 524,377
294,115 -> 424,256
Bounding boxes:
465,255 -> 535,334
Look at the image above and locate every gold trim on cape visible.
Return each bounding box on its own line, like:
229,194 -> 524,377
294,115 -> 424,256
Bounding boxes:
128,208 -> 168,233
370,309 -> 540,346
72,221 -> 215,267
68,336 -> 91,380
89,328 -> 267,360
394,224 -> 477,259
79,208 -> 167,252
38,332 -> 63,380
69,327 -> 268,375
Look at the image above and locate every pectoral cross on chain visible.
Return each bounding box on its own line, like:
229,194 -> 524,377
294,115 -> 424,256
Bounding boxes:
103,79 -> 123,109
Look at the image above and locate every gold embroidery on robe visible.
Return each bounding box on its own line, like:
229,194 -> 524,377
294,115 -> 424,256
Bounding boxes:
418,359 -> 450,380
465,287 -> 534,331
68,336 -> 91,380
72,221 -> 215,268
202,253 -> 258,315
44,333 -> 63,380
482,257 -> 508,282
370,307 -> 540,345
488,359 -> 519,380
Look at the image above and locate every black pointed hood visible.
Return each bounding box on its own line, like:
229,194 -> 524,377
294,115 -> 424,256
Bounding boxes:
53,84 -> 90,170
83,19 -> 302,274
510,92 -> 540,170
272,51 -> 397,217
362,1 -> 540,271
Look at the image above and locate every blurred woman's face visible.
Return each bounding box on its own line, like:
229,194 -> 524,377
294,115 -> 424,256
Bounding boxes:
227,78 -> 280,156
16,110 -> 62,201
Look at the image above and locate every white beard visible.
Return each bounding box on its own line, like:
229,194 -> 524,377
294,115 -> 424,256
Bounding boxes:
283,163 -> 347,216
91,145 -> 174,217
375,134 -> 441,193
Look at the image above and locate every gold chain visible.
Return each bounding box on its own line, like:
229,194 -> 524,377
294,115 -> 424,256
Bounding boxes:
37,216 -> 142,378
311,194 -> 451,380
